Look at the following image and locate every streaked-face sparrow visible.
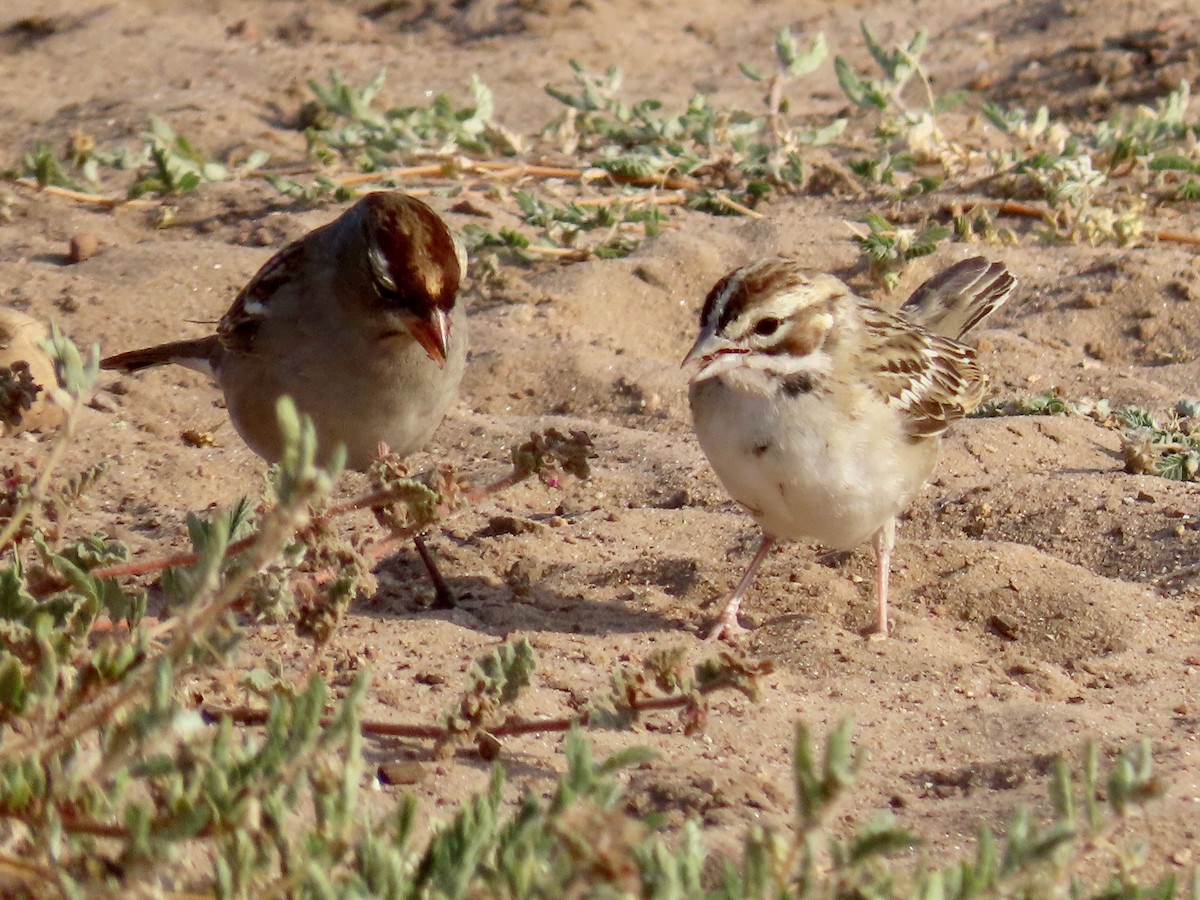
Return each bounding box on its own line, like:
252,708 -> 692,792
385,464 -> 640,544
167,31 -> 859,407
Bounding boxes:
684,256 -> 1016,640
101,190 -> 468,471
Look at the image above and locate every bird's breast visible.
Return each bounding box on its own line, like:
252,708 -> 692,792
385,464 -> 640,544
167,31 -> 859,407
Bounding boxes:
689,375 -> 937,549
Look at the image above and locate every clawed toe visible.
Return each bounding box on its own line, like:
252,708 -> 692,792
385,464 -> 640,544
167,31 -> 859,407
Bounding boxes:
705,615 -> 749,642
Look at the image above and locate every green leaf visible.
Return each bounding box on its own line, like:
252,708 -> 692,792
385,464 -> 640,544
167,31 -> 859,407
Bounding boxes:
861,21 -> 892,74
1150,154 -> 1200,173
787,31 -> 828,78
847,817 -> 920,863
835,56 -> 885,109
0,655 -> 27,713
738,62 -> 764,83
42,323 -> 99,401
23,143 -> 84,191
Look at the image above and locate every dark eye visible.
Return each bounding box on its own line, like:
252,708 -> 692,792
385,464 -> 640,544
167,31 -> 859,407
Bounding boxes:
753,317 -> 781,337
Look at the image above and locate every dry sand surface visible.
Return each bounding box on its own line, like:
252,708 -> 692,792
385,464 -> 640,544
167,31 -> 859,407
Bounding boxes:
3,0 -> 1200,884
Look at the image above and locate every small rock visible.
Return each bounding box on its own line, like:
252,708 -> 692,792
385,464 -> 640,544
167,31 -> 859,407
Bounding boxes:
225,18 -> 262,40
377,761 -> 426,785
476,732 -> 502,761
88,392 -> 120,413
67,233 -> 100,264
250,226 -> 275,247
652,489 -> 690,510
478,514 -> 544,537
1135,319 -> 1160,342
988,615 -> 1019,641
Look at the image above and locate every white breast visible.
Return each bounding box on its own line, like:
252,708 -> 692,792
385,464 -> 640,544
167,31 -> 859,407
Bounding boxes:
689,373 -> 938,550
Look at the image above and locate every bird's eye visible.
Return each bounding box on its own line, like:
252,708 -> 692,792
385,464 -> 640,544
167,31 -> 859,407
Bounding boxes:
753,317 -> 782,337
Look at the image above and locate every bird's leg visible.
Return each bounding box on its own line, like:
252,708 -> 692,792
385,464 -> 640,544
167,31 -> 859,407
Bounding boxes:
869,519 -> 896,639
413,533 -> 454,609
707,533 -> 775,641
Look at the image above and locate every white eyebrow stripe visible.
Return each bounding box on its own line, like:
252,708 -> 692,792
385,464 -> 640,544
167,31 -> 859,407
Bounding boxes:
368,242 -> 397,292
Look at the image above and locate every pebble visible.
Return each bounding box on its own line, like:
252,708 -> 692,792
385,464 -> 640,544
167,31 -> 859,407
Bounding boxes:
88,392 -> 120,413
68,233 -> 100,263
377,761 -> 426,785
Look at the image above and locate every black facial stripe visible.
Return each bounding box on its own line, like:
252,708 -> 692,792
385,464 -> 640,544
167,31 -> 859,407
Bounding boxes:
757,296 -> 840,356
716,278 -> 748,333
701,260 -> 811,334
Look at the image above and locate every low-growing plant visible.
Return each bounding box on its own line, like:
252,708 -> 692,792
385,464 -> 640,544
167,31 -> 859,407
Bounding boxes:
834,24 -> 939,115
12,25 -> 1200,264
302,69 -> 518,166
0,333 -> 1190,895
1118,400 -> 1200,482
973,392 -> 1200,484
848,212 -> 951,288
0,331 -> 765,894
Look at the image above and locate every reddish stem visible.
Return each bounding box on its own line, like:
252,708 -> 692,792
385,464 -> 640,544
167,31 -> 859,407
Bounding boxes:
204,685 -> 716,741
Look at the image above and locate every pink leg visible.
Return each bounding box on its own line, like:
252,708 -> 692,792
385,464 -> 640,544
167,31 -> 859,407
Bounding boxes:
870,519 -> 895,639
707,534 -> 775,641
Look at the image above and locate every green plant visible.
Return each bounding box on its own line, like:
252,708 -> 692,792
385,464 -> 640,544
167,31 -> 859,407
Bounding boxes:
14,143 -> 87,192
303,69 -> 515,166
835,24 -> 936,114
848,212 -> 951,288
0,318 -> 1189,895
129,116 -> 267,198
972,391 -> 1076,418
1119,401 -> 1200,482
973,393 -> 1200,484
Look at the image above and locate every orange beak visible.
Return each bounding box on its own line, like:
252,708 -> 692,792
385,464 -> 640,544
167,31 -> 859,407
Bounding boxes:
410,308 -> 452,366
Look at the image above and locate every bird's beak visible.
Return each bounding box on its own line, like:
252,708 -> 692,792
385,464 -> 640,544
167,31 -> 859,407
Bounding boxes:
411,308 -> 452,366
682,331 -> 745,382
681,334 -> 709,371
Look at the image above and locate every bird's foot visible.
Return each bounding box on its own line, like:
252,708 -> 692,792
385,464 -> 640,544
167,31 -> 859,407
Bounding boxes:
705,613 -> 749,642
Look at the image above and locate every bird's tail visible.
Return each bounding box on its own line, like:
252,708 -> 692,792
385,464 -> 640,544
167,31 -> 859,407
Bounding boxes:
101,336 -> 220,378
900,257 -> 1016,341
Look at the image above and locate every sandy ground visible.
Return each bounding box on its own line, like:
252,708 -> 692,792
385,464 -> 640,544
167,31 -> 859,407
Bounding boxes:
3,0 -> 1200,883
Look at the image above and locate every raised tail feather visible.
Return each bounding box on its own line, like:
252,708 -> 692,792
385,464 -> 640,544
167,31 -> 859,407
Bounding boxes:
900,257 -> 1016,341
100,336 -> 220,377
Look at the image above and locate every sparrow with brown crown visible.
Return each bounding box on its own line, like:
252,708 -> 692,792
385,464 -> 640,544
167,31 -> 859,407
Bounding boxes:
684,256 -> 1015,640
102,191 -> 468,601
102,191 -> 467,470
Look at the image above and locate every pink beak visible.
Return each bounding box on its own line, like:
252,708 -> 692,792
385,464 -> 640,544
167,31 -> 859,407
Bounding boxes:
410,309 -> 452,366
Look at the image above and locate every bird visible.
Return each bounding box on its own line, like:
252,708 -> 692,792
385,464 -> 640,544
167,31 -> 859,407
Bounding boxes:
683,256 -> 1015,640
102,190 -> 468,469
102,190 -> 468,601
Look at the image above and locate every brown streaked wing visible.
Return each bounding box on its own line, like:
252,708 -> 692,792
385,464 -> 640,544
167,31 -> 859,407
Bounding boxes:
217,240 -> 309,354
859,303 -> 987,438
900,257 -> 1016,340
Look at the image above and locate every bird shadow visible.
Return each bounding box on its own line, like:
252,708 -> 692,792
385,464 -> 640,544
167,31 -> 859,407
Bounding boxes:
357,543 -> 687,636
362,739 -> 562,782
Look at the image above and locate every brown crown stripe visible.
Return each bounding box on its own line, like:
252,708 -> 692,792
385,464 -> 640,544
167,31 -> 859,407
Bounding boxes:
363,194 -> 461,314
704,259 -> 817,334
